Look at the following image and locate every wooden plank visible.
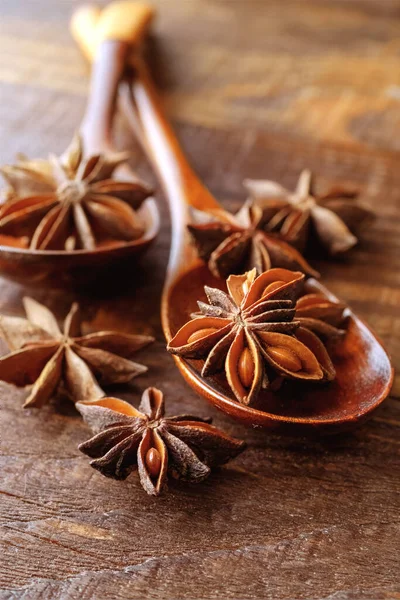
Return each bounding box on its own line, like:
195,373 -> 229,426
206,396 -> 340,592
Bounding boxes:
0,1 -> 399,599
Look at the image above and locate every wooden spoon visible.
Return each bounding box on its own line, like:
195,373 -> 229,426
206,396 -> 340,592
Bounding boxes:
0,3 -> 159,290
72,2 -> 393,433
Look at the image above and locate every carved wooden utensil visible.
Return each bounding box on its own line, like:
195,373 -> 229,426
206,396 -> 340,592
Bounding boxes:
0,3 -> 159,289
72,1 -> 393,433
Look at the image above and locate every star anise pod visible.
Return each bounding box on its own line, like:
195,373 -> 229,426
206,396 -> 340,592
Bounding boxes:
0,134 -> 152,250
167,268 -> 338,405
187,201 -> 318,279
0,298 -> 153,407
296,291 -> 347,342
244,169 -> 374,255
77,387 -> 246,496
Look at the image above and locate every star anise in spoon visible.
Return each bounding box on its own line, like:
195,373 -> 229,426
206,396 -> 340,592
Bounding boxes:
0,134 -> 152,250
0,298 -> 153,407
244,169 -> 374,255
187,201 -> 318,279
167,268 -> 340,405
77,387 -> 246,496
296,291 -> 347,341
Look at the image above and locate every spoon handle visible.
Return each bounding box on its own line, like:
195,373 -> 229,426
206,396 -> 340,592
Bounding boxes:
80,40 -> 128,155
71,1 -> 224,283
73,2 -> 153,156
72,3 -> 221,212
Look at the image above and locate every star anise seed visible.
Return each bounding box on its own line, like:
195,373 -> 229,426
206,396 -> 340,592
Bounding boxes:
0,298 -> 153,407
77,387 -> 246,496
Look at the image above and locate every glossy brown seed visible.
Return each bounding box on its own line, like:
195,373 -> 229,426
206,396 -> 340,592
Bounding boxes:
145,447 -> 162,479
187,327 -> 218,344
262,280 -> 286,297
268,346 -> 302,372
238,347 -> 255,388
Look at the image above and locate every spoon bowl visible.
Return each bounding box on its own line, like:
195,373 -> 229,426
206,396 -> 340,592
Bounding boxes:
72,1 -> 394,432
0,199 -> 158,289
164,263 -> 393,433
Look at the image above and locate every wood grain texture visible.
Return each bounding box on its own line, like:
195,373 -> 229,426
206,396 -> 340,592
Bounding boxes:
0,1 -> 399,599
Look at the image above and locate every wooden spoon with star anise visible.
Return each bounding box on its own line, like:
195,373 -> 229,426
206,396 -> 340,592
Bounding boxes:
0,3 -> 159,289
72,2 -> 393,432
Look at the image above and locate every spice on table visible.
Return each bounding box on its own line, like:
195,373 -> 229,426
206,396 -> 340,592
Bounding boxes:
0,298 -> 153,407
187,201 -> 318,279
244,169 -> 374,255
167,268 -> 346,405
77,387 -> 246,496
0,133 -> 152,250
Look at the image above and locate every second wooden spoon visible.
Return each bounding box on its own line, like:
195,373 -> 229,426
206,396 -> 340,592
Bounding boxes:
72,1 -> 393,433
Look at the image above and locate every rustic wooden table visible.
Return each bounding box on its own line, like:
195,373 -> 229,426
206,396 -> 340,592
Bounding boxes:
0,1 -> 399,598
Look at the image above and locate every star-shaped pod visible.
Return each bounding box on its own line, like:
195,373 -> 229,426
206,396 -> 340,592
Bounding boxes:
77,387 -> 246,496
0,298 -> 153,407
296,291 -> 347,340
187,202 -> 318,279
0,134 -> 152,250
167,268 -> 339,405
244,169 -> 374,255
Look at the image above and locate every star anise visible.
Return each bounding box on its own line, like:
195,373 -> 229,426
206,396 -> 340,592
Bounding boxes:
0,298 -> 153,407
244,169 -> 374,254
187,201 -> 318,279
167,268 -> 338,405
296,290 -> 347,341
77,387 -> 246,496
0,134 -> 152,250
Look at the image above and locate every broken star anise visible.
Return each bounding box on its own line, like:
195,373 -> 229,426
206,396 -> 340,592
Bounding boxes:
0,134 -> 152,250
244,169 -> 374,255
167,268 -> 339,405
0,298 -> 153,407
187,201 -> 318,279
77,387 -> 246,496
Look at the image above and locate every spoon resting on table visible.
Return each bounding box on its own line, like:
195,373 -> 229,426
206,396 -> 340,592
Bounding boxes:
0,3 -> 159,289
71,1 -> 393,433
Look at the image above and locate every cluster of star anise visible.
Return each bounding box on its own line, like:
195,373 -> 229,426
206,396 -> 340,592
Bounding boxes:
188,170 -> 373,278
0,160 -> 359,496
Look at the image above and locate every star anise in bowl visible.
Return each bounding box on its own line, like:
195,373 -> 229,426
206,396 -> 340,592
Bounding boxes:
77,387 -> 246,496
167,268 -> 348,406
187,201 -> 319,280
0,134 -> 152,251
244,169 -> 374,255
0,297 -> 153,407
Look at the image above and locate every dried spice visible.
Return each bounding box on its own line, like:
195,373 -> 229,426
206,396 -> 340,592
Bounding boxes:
0,298 -> 153,407
296,292 -> 347,342
0,134 -> 152,250
187,202 -> 318,279
77,387 -> 246,495
167,268 -> 341,405
244,169 -> 373,255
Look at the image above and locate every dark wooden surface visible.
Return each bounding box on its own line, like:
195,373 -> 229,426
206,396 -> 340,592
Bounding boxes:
0,1 -> 399,598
